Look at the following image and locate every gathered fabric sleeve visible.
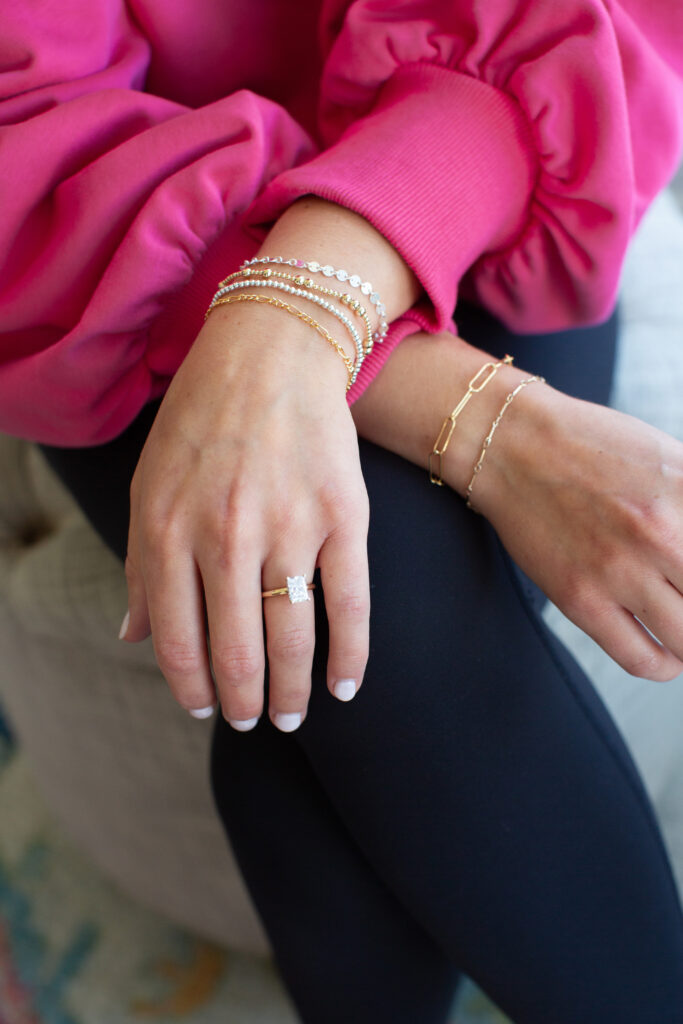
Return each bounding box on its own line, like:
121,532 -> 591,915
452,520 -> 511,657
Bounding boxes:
0,2 -> 316,445
247,0 -> 683,401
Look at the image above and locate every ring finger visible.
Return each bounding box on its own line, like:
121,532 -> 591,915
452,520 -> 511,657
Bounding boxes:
262,555 -> 317,732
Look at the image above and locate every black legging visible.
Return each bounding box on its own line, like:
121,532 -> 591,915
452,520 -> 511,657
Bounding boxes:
41,303 -> 683,1024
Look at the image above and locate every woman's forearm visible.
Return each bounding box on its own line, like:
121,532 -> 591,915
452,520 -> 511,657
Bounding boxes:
352,324 -> 683,684
350,330 -> 530,499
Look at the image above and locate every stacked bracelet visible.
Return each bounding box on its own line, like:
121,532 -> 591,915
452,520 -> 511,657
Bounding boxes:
205,252 -> 389,392
428,356 -> 547,507
241,256 -> 389,343
219,268 -> 375,355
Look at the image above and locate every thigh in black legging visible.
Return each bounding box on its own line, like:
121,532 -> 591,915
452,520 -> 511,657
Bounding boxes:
214,434 -> 683,1024
210,309 -> 683,1024
212,436 -> 683,1024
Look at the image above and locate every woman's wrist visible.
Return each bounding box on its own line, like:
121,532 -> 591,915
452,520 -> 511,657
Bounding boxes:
199,299 -> 352,399
351,330 -> 539,500
255,196 -> 422,334
200,195 -> 425,396
455,373 -> 561,519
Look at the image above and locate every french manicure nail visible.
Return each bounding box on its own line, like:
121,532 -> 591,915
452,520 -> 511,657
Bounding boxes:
334,679 -> 357,702
189,706 -> 216,719
229,717 -> 259,732
118,609 -> 130,640
274,712 -> 302,733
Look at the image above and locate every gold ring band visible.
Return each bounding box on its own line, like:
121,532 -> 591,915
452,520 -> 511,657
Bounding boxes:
261,584 -> 316,598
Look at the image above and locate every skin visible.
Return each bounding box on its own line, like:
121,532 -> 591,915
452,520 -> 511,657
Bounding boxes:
121,198 -> 683,731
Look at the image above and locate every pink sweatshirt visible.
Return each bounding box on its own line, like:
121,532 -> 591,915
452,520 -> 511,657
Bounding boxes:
1,0 -> 682,445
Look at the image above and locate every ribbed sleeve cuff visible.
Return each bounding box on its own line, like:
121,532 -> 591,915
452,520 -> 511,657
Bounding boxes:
246,61 -> 538,335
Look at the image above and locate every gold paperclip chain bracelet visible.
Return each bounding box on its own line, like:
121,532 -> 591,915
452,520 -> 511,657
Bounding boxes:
428,355 -> 514,486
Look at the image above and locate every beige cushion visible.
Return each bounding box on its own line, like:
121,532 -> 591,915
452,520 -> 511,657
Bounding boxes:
0,437 -> 268,955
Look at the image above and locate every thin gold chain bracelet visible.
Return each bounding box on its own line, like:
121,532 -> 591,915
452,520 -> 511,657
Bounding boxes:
206,292 -> 354,391
429,355 -> 514,486
465,375 -> 546,511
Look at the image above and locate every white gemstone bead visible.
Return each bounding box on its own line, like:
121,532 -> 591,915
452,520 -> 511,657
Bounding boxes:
349,275 -> 361,288
322,265 -> 334,277
361,282 -> 372,295
308,261 -> 321,273
370,292 -> 380,305
336,270 -> 348,281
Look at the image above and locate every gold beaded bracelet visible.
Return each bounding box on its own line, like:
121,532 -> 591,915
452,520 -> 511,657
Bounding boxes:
218,268 -> 375,355
465,375 -> 546,511
428,355 -> 514,486
206,292 -> 355,391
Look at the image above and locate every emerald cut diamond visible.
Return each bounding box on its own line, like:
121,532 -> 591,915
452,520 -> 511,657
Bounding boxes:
286,576 -> 310,603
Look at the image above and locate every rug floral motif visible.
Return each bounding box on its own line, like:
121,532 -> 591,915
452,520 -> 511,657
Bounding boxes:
0,713 -> 507,1024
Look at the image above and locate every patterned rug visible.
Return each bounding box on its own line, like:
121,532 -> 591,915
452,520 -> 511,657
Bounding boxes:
0,713 -> 509,1024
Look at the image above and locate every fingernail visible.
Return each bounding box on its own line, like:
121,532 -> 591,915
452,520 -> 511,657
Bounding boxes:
333,678 -> 357,702
274,712 -> 302,733
229,717 -> 259,732
118,609 -> 130,640
189,706 -> 215,719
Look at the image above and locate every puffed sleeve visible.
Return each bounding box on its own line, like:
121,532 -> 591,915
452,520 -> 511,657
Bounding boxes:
248,0 -> 683,400
0,1 -> 315,444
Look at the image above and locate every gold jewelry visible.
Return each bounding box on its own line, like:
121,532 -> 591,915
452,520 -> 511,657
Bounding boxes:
240,256 -> 389,343
219,268 -> 375,355
208,277 -> 364,383
429,355 -> 514,486
262,576 -> 315,603
465,375 -> 546,511
206,293 -> 354,390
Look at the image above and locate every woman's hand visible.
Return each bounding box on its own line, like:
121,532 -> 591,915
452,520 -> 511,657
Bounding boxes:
470,384 -> 683,681
121,301 -> 370,730
118,195 -> 420,729
351,330 -> 683,682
